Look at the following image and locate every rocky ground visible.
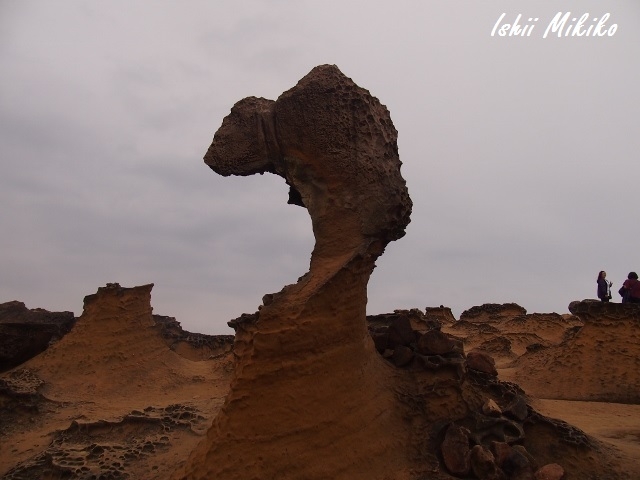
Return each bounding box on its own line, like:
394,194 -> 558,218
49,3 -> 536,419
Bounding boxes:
1,289 -> 639,479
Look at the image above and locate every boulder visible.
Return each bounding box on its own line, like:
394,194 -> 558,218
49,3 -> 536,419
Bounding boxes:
466,350 -> 498,376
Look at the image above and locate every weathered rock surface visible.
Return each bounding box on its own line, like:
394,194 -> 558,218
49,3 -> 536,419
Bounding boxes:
172,66 -> 629,480
153,315 -> 234,361
441,425 -> 471,476
0,301 -> 75,372
461,304 -> 528,323
443,307 -> 583,370
534,463 -> 565,480
0,283 -> 235,480
513,301 -> 640,403
174,65 -> 412,480
425,305 -> 457,325
467,350 -> 499,376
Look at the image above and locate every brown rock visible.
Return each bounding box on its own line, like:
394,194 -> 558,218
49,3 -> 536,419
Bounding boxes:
512,445 -> 538,472
368,309 -> 440,333
491,442 -> 533,479
441,424 -> 471,476
392,345 -> 414,367
470,444 -> 506,480
424,305 -> 456,325
416,329 -> 454,355
174,65 -> 413,480
466,350 -> 498,376
491,441 -> 513,467
370,332 -> 389,353
482,399 -> 502,417
504,394 -> 529,421
388,315 -> 416,348
534,463 -> 565,480
460,303 -> 527,323
0,301 -> 76,372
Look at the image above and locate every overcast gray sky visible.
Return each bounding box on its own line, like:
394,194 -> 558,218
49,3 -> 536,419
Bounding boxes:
1,1 -> 639,334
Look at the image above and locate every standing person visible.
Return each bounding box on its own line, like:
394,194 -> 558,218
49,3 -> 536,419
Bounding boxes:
622,272 -> 640,304
597,271 -> 612,302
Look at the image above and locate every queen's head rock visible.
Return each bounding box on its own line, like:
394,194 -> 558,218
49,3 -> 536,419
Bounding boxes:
175,65 -> 412,480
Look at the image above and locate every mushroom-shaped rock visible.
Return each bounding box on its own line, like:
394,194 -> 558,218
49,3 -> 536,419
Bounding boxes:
174,65 -> 412,480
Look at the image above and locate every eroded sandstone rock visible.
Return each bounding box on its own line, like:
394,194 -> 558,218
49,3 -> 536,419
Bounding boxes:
173,66 -> 628,480
460,304 -> 528,323
174,65 -> 412,480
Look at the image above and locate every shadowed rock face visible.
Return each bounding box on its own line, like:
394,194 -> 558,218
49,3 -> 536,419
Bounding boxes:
175,65 -> 412,479
0,301 -> 75,372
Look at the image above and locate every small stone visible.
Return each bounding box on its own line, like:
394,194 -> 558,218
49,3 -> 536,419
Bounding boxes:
441,425 -> 471,476
392,345 -> 414,367
466,350 -> 498,376
388,316 -> 416,348
504,395 -> 529,421
416,329 -> 454,355
534,463 -> 565,480
371,332 -> 389,353
483,399 -> 502,417
470,444 -> 506,480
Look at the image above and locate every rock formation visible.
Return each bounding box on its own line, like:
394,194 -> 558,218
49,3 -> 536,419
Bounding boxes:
513,300 -> 640,403
443,305 -> 584,369
0,301 -> 75,372
460,304 -> 528,324
174,67 -> 626,479
174,64 -> 413,480
153,315 -> 234,361
1,284 -> 235,479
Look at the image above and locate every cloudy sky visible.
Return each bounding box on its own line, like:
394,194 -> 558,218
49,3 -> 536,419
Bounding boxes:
1,1 -> 639,334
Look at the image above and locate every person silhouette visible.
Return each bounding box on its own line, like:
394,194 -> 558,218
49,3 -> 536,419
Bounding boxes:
621,272 -> 640,304
597,271 -> 612,302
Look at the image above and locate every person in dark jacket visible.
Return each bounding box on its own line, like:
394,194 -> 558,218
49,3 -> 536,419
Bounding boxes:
597,271 -> 612,302
622,272 -> 640,303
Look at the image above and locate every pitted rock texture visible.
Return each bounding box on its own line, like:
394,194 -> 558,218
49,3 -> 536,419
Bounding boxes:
375,316 -> 621,480
174,65 -> 412,480
568,299 -> 640,322
0,283 -> 235,480
172,67 -> 630,480
368,308 -> 443,334
443,307 -> 583,370
460,304 -> 528,324
3,404 -> 208,480
425,306 -> 457,326
0,301 -> 75,372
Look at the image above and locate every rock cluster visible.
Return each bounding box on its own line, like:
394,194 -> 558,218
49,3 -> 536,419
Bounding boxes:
369,311 -> 578,480
368,311 -> 464,372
